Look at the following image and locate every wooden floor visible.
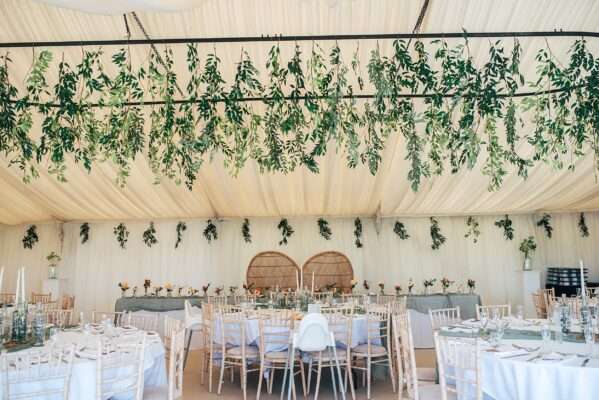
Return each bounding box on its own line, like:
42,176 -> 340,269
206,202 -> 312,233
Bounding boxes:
182,350 -> 438,400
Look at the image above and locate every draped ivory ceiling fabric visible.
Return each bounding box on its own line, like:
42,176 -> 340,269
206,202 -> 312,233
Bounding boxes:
2,0 -> 599,225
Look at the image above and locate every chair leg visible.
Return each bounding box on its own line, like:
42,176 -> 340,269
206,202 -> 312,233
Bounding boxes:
217,358 -> 226,395
366,357 -> 372,400
183,329 -> 194,369
242,362 -> 247,400
388,351 -> 397,393
332,347 -> 346,400
298,357 -> 307,397
307,358 -> 313,394
328,350 -> 338,400
208,352 -> 214,393
281,355 -> 290,400
257,360 -> 265,400
314,357 -> 323,400
268,367 -> 275,394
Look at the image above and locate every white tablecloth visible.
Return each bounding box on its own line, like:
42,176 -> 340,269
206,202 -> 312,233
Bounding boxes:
8,329 -> 167,399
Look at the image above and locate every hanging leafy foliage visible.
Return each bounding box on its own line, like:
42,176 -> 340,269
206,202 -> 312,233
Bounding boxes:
393,221 -> 409,240
277,218 -> 294,245
579,212 -> 590,238
22,225 -> 39,249
354,218 -> 363,248
465,216 -> 481,243
79,222 -> 90,244
113,223 -> 129,249
536,214 -> 553,238
175,221 -> 186,249
430,217 -> 446,250
203,219 -> 218,243
142,222 -> 158,247
241,218 -> 252,243
1,39 -> 599,191
494,215 -> 514,240
318,218 -> 332,240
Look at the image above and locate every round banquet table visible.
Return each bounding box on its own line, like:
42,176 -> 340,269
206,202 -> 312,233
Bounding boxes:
7,328 -> 167,399
443,318 -> 599,400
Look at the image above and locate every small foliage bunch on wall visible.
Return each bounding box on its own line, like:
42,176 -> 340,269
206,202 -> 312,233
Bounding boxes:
465,216 -> 481,243
318,218 -> 332,240
429,217 -> 446,250
22,225 -> 39,249
278,219 -> 294,245
113,223 -> 129,249
142,222 -> 158,247
79,222 -> 90,244
393,221 -> 409,240
579,213 -> 590,238
203,220 -> 218,243
242,219 -> 252,243
495,215 -> 514,240
537,214 -> 553,238
175,221 -> 186,249
354,218 -> 363,248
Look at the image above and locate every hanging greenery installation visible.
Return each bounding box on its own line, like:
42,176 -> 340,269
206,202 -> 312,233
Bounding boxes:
495,215 -> 514,240
277,218 -> 294,245
142,222 -> 158,247
318,218 -> 332,240
1,38 -> 598,191
203,219 -> 218,243
79,222 -> 90,244
579,212 -> 590,237
465,216 -> 481,243
429,217 -> 446,250
175,221 -> 186,248
22,225 -> 39,249
242,218 -> 252,243
354,218 -> 363,248
113,223 -> 129,249
393,221 -> 410,240
537,214 -> 553,238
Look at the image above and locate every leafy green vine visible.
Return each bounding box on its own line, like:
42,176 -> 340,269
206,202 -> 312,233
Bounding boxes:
494,215 -> 514,240
242,218 -> 251,243
393,221 -> 409,240
579,212 -> 590,238
175,221 -> 186,249
465,216 -> 481,243
113,223 -> 129,249
203,219 -> 218,243
318,218 -> 332,240
354,218 -> 363,248
142,222 -> 158,247
79,222 -> 90,244
22,225 -> 39,249
537,214 -> 553,238
430,217 -> 446,250
277,218 -> 294,245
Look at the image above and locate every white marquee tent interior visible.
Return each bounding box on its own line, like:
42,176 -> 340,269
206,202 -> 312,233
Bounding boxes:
1,0 -> 599,315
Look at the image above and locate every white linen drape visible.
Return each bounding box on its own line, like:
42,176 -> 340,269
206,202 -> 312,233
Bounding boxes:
1,212 -> 598,314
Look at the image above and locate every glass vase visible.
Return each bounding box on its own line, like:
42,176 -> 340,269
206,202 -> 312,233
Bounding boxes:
48,266 -> 57,279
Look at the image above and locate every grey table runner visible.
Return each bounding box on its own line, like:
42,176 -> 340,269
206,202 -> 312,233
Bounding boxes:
114,296 -> 204,312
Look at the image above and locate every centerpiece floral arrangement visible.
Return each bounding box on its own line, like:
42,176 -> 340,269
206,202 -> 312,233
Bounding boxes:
202,284 -> 211,296
143,279 -> 151,296
154,286 -> 163,297
395,284 -> 402,296
408,278 -> 415,294
423,278 -> 437,295
214,286 -> 223,296
467,279 -> 476,294
378,282 -> 385,295
190,288 -> 199,296
178,286 -> 184,296
229,286 -> 238,295
363,280 -> 370,292
350,279 -> 358,293
118,281 -> 130,297
165,283 -> 173,296
242,282 -> 255,294
132,286 -> 138,296
440,277 -> 454,294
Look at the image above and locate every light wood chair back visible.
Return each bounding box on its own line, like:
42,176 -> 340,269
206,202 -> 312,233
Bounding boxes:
127,313 -> 159,332
163,316 -> 183,358
376,294 -> 396,304
96,332 -> 147,400
0,293 -> 15,305
61,295 -> 75,310
1,344 -> 75,400
434,332 -> 482,400
390,297 -> 407,314
429,307 -> 461,331
392,311 -> 419,400
312,291 -> 333,301
92,311 -> 127,327
40,301 -> 59,312
168,327 -> 185,400
475,304 -> 511,320
531,292 -> 547,318
320,305 -> 355,316
208,295 -> 227,306
31,293 -> 52,304
46,309 -> 73,328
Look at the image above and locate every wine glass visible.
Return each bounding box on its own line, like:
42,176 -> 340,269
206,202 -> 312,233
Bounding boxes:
516,305 -> 524,320
541,323 -> 552,354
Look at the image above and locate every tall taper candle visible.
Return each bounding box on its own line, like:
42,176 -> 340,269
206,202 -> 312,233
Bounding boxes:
295,270 -> 299,291
311,272 -> 315,294
0,266 -> 4,293
580,259 -> 586,299
15,267 -> 21,304
21,267 -> 25,304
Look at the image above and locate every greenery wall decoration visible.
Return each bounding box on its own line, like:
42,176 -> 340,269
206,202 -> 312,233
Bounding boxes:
22,225 -> 39,249
465,216 -> 481,243
429,217 -> 446,250
354,218 -> 363,248
242,218 -> 252,243
318,218 -> 332,240
277,218 -> 294,245
175,221 -> 186,248
579,212 -> 590,237
2,39 -> 599,191
203,219 -> 218,243
494,215 -> 514,240
79,222 -> 90,244
113,223 -> 129,249
519,236 -> 537,258
142,222 -> 158,247
393,221 -> 410,240
537,214 -> 553,238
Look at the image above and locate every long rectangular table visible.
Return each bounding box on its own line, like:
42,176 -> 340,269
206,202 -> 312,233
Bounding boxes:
115,292 -> 480,348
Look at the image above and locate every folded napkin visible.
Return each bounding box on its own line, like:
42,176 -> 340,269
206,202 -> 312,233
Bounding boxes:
535,352 -> 577,364
441,325 -> 478,333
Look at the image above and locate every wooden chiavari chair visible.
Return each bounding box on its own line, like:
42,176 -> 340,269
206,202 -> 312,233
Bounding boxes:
61,295 -> 75,310
390,297 -> 408,314
163,316 -> 183,364
208,295 -> 228,307
145,326 -> 186,400
531,292 -> 547,318
46,309 -> 73,328
199,303 -> 217,391
1,344 -> 76,400
0,293 -> 15,305
321,305 -> 356,316
434,332 -> 482,400
31,293 -> 51,304
217,311 -> 260,400
257,310 -> 306,400
92,311 -> 127,327
428,307 -> 461,331
313,292 -> 334,302
352,303 -> 396,399
475,304 -> 511,320
376,294 -> 396,305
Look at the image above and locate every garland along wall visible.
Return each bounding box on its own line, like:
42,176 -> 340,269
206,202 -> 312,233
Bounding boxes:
0,212 -> 597,313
